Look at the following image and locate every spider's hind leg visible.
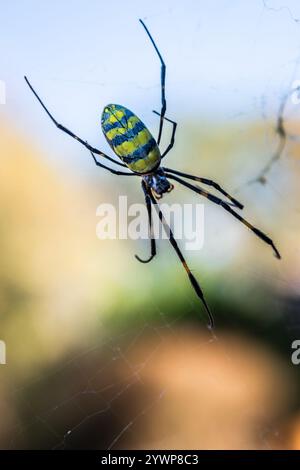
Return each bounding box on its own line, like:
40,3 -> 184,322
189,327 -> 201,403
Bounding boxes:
147,186 -> 214,329
166,173 -> 281,260
164,167 -> 244,209
135,180 -> 157,264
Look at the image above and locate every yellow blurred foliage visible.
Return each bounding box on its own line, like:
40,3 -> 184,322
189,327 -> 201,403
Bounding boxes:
0,121 -> 125,377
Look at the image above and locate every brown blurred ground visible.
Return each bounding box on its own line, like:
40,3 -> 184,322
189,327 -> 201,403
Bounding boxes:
114,328 -> 295,450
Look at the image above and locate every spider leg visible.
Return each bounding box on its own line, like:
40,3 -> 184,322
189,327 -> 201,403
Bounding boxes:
135,180 -> 156,263
139,20 -> 166,146
153,110 -> 177,159
166,173 -> 281,259
147,186 -> 214,329
89,150 -> 136,175
164,167 -> 243,209
24,76 -> 126,168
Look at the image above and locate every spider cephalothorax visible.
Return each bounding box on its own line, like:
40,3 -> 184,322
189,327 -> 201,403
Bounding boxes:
143,168 -> 174,199
24,19 -> 281,329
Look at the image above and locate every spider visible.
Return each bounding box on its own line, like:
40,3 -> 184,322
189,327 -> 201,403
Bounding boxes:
24,19 -> 281,329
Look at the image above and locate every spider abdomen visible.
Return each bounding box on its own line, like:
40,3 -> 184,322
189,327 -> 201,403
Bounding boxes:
101,104 -> 161,173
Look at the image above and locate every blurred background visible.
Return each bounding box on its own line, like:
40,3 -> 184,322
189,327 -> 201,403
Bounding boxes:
1,0 -> 300,449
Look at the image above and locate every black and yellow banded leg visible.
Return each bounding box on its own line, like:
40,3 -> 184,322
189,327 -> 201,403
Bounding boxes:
153,110 -> 177,159
139,20 -> 166,146
164,167 -> 243,209
135,180 -> 157,263
24,76 -> 126,168
166,173 -> 281,259
147,186 -> 214,329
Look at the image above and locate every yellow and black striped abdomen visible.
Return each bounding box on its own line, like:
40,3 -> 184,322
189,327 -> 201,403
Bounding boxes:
101,104 -> 161,173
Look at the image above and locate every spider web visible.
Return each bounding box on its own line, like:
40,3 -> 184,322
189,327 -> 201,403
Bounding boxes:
1,0 -> 300,451
9,318 -> 218,450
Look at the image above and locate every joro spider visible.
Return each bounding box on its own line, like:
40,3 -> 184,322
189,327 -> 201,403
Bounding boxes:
24,19 -> 281,329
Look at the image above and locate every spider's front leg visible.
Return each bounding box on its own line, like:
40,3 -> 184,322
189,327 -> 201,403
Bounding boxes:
89,150 -> 136,176
24,76 -> 126,168
140,19 -> 166,145
153,110 -> 177,159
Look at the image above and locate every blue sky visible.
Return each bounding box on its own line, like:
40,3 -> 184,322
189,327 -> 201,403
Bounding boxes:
1,0 -> 300,172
